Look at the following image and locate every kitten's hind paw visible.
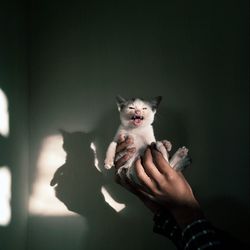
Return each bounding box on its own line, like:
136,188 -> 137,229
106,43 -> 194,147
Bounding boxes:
170,146 -> 190,171
174,155 -> 192,171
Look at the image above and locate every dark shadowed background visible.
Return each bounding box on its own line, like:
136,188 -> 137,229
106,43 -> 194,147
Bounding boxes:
0,1 -> 249,250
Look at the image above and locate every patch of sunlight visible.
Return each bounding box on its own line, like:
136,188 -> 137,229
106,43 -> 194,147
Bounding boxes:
92,142 -> 126,212
0,166 -> 11,226
0,88 -> 9,137
90,142 -> 101,172
101,186 -> 126,212
29,135 -> 76,216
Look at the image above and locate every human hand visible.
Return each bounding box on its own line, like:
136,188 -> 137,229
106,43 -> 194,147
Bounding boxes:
114,136 -> 165,213
114,134 -> 136,169
134,144 -> 203,227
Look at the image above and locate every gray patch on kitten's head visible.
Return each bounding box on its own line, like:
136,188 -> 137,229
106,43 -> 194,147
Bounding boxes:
146,96 -> 162,111
116,95 -> 162,111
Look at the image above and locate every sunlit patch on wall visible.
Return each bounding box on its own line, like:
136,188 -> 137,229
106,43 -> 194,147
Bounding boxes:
90,142 -> 101,172
0,88 -> 9,137
0,166 -> 11,226
101,186 -> 126,212
91,142 -> 126,212
29,135 -> 76,216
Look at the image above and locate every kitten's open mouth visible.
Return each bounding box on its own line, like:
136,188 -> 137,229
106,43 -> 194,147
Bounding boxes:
131,115 -> 144,126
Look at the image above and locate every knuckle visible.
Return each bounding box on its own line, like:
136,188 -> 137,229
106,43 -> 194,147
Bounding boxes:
158,181 -> 168,192
155,150 -> 163,158
143,158 -> 152,166
166,173 -> 175,181
119,141 -> 126,149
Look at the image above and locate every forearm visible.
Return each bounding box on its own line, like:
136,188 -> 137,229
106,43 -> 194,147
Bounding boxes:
181,218 -> 222,250
153,209 -> 183,250
153,209 -> 223,250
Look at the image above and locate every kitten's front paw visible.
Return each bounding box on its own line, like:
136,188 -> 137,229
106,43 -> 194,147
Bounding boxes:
162,140 -> 172,151
104,159 -> 114,169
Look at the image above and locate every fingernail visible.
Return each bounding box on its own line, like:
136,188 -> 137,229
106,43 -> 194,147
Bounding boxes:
150,142 -> 156,149
126,137 -> 133,144
124,154 -> 130,160
118,134 -> 125,142
128,147 -> 136,153
135,155 -> 141,161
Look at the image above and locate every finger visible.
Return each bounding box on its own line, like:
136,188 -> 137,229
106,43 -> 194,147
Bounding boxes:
123,173 -> 155,197
114,148 -> 135,169
116,136 -> 134,154
142,148 -> 163,182
151,146 -> 175,176
122,174 -> 144,195
115,154 -> 130,169
118,170 -> 155,199
115,168 -> 143,195
134,158 -> 159,194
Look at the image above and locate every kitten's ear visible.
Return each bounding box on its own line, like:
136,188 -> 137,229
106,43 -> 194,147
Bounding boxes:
116,95 -> 127,111
150,96 -> 162,110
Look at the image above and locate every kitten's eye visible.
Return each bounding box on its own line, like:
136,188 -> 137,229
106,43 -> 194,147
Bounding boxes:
143,107 -> 147,110
129,107 -> 135,109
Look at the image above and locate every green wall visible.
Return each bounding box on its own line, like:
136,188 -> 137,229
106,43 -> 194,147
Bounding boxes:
1,1 -> 249,250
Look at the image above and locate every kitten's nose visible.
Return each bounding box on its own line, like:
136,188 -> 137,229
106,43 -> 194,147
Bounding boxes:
135,109 -> 141,115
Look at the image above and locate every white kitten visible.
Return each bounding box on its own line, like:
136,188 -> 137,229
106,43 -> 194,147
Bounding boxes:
104,96 -> 190,178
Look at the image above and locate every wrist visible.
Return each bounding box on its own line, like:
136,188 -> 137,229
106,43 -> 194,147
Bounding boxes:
170,200 -> 204,229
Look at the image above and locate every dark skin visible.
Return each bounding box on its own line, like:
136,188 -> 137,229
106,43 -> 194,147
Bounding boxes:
114,135 -> 203,228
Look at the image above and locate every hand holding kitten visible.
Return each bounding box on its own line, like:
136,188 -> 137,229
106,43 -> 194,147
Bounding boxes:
115,137 -> 202,227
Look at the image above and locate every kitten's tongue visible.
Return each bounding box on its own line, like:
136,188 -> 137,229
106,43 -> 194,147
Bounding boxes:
133,119 -> 142,126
